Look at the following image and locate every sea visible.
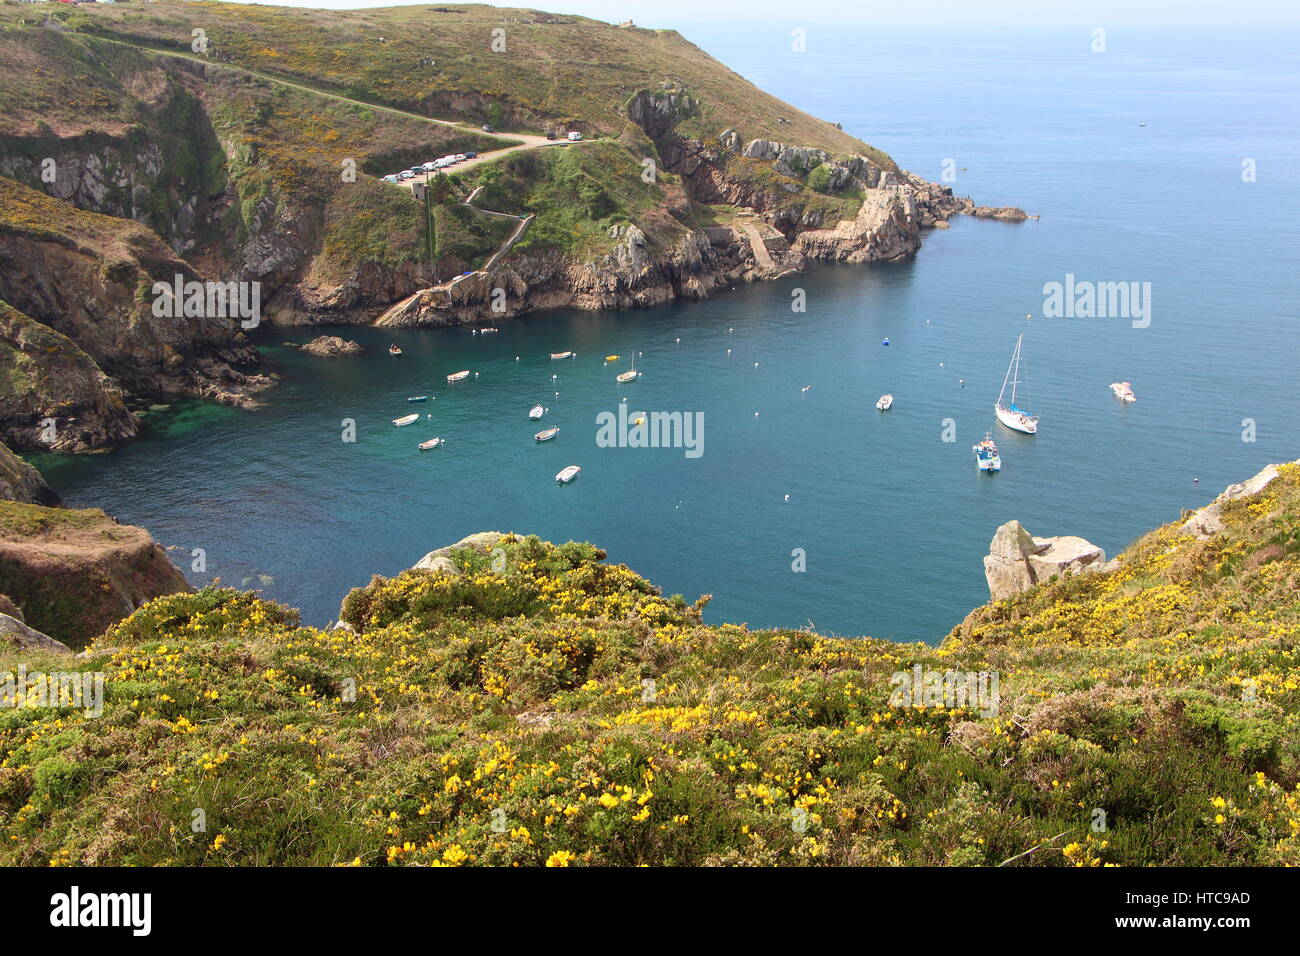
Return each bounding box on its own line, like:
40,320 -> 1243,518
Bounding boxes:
31,26 -> 1300,641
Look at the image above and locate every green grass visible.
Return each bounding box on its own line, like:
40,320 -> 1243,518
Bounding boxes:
471,141 -> 673,257
26,1 -> 884,159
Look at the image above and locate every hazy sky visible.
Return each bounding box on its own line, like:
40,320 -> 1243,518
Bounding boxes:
218,0 -> 1300,30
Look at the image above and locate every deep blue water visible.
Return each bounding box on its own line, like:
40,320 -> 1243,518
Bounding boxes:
32,27 -> 1300,640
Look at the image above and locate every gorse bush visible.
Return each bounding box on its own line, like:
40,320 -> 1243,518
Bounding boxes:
2,472 -> 1300,866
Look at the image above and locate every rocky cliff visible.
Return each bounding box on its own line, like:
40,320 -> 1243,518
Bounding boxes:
0,499 -> 189,648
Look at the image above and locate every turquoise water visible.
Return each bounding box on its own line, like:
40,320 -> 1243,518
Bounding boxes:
33,28 -> 1300,640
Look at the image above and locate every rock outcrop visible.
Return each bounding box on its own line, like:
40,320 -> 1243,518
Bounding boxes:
412,531 -> 507,574
1180,460 -> 1297,539
983,520 -> 1112,601
299,335 -> 364,357
0,441 -> 56,505
0,300 -> 139,452
0,500 -> 189,648
0,177 -> 272,451
0,612 -> 72,655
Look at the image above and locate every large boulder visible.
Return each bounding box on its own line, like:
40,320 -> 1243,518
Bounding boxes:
983,520 -> 1111,601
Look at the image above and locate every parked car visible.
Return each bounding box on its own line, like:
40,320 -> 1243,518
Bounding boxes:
464,151 -> 477,159
546,131 -> 557,141
421,162 -> 438,172
481,124 -> 494,133
381,174 -> 399,183
397,170 -> 414,181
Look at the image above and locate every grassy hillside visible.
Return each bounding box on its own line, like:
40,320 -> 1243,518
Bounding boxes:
2,466 -> 1298,866
47,1 -> 875,155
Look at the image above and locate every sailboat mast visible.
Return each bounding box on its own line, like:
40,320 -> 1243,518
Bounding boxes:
1009,335 -> 1021,406
998,336 -> 1018,406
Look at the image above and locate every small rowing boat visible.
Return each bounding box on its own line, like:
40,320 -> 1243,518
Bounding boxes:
418,437 -> 443,450
446,370 -> 470,383
528,404 -> 545,420
535,427 -> 560,442
555,464 -> 581,483
407,396 -> 429,403
550,351 -> 574,360
393,413 -> 419,427
876,394 -> 893,411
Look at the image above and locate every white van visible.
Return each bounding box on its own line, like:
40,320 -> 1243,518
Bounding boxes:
567,131 -> 582,141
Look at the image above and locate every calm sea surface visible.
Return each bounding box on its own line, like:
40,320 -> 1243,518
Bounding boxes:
33,27 -> 1300,640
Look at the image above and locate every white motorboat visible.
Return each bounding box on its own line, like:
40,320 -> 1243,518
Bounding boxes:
393,414 -> 419,427
535,427 -> 560,442
1110,381 -> 1136,403
555,464 -> 581,483
876,394 -> 893,411
528,404 -> 545,420
418,437 -> 443,450
446,370 -> 470,383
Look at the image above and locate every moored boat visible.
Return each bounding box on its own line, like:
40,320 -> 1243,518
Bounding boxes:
393,413 -> 419,427
446,370 -> 470,383
973,433 -> 1001,472
408,395 -> 429,403
555,464 -> 581,483
1110,381 -> 1136,403
388,344 -> 402,356
876,394 -> 893,411
605,354 -> 619,362
994,334 -> 1039,434
535,427 -> 560,442
528,404 -> 545,420
616,353 -> 639,383
418,437 -> 443,450
550,351 -> 574,360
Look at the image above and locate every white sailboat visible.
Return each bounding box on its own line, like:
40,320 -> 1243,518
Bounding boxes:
616,353 -> 639,383
994,334 -> 1039,434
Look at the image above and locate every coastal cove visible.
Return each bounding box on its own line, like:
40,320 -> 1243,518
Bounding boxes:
27,26 -> 1300,641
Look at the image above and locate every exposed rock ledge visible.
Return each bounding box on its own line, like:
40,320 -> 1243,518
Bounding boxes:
1180,460 -> 1298,538
984,520 -> 1114,601
412,531 -> 507,574
0,611 -> 71,655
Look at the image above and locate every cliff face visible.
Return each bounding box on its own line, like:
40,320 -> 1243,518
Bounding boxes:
0,176 -> 271,450
0,442 -> 56,506
0,500 -> 189,648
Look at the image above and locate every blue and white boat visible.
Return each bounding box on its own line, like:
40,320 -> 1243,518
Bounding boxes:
973,433 -> 1002,472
